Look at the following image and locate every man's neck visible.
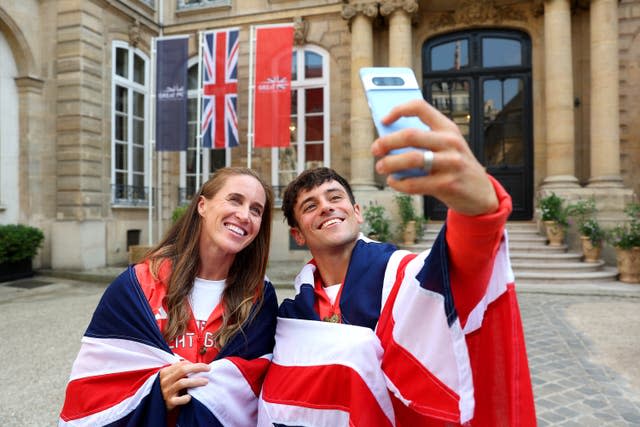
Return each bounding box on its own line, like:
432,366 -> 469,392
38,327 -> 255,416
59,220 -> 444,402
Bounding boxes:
312,241 -> 357,287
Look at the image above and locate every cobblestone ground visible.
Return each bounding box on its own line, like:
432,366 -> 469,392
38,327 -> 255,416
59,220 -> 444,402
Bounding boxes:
1,278 -> 640,425
521,293 -> 640,426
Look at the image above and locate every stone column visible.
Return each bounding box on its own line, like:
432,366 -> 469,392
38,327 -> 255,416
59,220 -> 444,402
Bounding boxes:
542,0 -> 579,187
380,0 -> 418,67
15,76 -> 53,268
52,0 -> 107,269
588,0 -> 623,187
342,1 -> 378,189
14,77 -> 47,220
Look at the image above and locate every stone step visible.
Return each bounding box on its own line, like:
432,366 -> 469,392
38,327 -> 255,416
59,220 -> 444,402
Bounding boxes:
509,243 -> 569,253
511,260 -> 605,272
509,252 -> 583,263
515,267 -> 619,285
507,234 -> 548,244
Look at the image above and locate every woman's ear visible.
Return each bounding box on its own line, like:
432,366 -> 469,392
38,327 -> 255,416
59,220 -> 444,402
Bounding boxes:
197,196 -> 207,217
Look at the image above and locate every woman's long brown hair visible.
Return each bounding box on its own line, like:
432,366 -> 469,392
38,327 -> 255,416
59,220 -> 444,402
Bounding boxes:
147,167 -> 273,348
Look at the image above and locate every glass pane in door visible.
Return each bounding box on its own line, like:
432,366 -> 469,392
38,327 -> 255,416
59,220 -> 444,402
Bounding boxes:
430,39 -> 469,71
430,80 -> 471,141
483,78 -> 524,166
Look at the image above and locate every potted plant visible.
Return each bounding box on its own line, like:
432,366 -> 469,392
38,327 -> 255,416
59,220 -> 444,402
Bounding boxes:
538,192 -> 568,246
0,224 -> 45,282
395,194 -> 425,245
606,202 -> 640,283
363,203 -> 391,242
567,198 -> 604,262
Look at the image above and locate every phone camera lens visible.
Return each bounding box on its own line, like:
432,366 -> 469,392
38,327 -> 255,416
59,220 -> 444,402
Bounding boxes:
372,77 -> 404,86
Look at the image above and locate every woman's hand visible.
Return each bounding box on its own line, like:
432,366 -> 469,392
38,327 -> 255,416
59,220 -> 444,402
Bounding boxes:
159,360 -> 210,411
371,99 -> 498,216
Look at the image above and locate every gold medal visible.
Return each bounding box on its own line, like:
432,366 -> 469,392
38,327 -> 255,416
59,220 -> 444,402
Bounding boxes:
323,313 -> 341,323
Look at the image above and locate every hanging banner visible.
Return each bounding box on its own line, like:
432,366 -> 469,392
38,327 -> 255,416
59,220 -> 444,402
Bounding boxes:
252,25 -> 294,148
201,28 -> 240,149
155,36 -> 189,151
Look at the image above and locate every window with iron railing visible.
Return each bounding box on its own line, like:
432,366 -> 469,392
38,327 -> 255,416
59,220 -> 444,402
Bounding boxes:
111,42 -> 149,206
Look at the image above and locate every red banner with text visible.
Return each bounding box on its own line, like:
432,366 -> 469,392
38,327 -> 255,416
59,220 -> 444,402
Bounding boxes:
253,25 -> 294,148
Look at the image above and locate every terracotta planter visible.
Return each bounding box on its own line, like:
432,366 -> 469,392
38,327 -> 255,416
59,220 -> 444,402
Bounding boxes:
402,220 -> 417,245
616,247 -> 640,284
544,220 -> 565,247
580,235 -> 602,263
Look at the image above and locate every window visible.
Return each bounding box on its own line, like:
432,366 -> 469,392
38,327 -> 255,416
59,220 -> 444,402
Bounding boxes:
179,62 -> 229,204
177,0 -> 231,10
111,43 -> 149,205
272,46 -> 330,201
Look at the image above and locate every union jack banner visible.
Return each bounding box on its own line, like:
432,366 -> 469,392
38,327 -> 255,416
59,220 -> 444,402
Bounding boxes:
201,28 -> 239,149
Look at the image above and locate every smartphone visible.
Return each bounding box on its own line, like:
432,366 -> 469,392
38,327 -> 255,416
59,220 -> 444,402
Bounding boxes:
360,67 -> 430,179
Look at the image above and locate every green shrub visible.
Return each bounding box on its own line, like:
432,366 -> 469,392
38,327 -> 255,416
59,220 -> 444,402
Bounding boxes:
567,198 -> 603,245
0,224 -> 45,263
172,205 -> 189,224
539,192 -> 569,228
394,194 -> 426,236
607,202 -> 640,250
363,203 -> 391,242
579,218 -> 605,246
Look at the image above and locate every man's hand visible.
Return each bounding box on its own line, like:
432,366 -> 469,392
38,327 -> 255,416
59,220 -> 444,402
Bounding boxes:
371,99 -> 498,216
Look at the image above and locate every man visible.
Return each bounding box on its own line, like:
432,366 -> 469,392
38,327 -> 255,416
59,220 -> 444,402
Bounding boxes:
258,99 -> 535,426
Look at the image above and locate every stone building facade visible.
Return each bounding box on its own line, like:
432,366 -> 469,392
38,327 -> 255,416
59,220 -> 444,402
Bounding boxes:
0,0 -> 638,269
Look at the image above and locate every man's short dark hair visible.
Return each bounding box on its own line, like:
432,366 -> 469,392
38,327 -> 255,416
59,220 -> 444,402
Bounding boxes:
282,167 -> 356,227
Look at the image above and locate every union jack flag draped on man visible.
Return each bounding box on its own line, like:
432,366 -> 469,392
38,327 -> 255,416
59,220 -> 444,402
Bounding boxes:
201,28 -> 239,149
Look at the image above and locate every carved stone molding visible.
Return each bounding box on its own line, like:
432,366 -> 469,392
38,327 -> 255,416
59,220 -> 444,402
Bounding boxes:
129,19 -> 141,47
429,0 -> 528,29
341,1 -> 379,21
14,75 -> 45,94
293,16 -> 308,45
379,0 -> 418,17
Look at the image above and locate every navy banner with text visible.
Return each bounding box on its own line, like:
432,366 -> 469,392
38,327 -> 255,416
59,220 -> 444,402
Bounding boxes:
155,36 -> 189,151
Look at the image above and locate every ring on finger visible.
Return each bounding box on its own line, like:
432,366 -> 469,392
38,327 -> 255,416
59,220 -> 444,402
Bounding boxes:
422,150 -> 434,174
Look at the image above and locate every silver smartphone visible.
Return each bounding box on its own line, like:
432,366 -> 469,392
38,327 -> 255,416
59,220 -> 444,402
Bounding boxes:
360,67 -> 430,179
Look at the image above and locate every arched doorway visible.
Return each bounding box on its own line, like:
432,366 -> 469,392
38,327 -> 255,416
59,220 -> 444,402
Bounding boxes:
422,29 -> 533,220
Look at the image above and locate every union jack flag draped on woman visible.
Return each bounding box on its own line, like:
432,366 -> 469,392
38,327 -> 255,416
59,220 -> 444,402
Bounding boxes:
59,266 -> 276,426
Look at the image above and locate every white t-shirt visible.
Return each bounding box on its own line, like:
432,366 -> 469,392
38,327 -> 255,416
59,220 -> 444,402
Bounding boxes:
324,283 -> 342,305
189,277 -> 226,323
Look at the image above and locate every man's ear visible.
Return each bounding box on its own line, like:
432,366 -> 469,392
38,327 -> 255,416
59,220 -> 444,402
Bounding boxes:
353,203 -> 364,225
290,227 -> 306,246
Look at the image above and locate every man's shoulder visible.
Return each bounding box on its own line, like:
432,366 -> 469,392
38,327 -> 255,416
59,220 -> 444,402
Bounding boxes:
352,238 -> 399,266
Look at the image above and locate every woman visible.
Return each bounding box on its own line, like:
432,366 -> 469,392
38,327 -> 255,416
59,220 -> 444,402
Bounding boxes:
59,167 -> 278,427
